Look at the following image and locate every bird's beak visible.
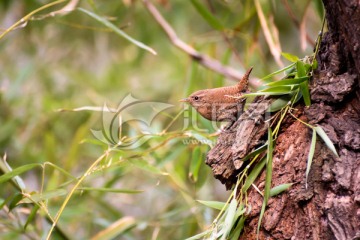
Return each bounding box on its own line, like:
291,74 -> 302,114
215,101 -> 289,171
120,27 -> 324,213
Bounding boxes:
179,98 -> 189,103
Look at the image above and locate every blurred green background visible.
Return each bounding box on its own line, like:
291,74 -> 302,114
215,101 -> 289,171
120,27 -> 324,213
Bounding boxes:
0,0 -> 322,239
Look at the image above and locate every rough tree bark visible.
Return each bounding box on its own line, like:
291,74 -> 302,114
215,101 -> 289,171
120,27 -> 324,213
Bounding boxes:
206,1 -> 360,239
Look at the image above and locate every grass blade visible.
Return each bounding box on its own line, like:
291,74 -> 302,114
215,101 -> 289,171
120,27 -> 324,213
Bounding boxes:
266,76 -> 308,87
185,229 -> 212,240
21,189 -> 67,203
230,215 -> 246,240
281,52 -> 299,62
261,63 -> 296,80
266,94 -> 292,112
242,157 -> 266,193
240,144 -> 267,162
259,86 -> 295,93
0,163 -> 40,184
257,128 -> 274,235
190,0 -> 223,30
270,183 -> 293,197
78,8 -> 157,55
24,204 -> 40,230
306,128 -> 317,188
77,187 -> 143,194
315,126 -> 339,157
189,147 -> 202,182
221,198 -> 238,240
129,159 -> 168,175
197,200 -> 226,211
243,91 -> 293,97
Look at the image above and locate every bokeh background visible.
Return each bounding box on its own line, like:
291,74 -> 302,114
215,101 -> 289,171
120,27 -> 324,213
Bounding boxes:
0,1 -> 322,239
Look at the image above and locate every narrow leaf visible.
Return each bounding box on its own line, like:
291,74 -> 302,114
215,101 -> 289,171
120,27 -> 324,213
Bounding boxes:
243,91 -> 293,97
242,157 -> 266,193
197,200 -> 226,210
266,76 -> 308,87
128,159 -> 168,175
21,189 -> 67,204
240,144 -> 267,161
221,198 -> 238,240
257,128 -> 274,234
190,0 -> 223,30
315,126 -> 339,157
9,193 -> 23,211
259,86 -> 295,93
266,95 -> 292,112
261,63 -> 296,80
270,183 -> 293,197
300,81 -> 311,106
78,187 -> 143,194
78,8 -> 157,55
296,61 -> 307,77
185,229 -> 212,240
306,128 -> 317,188
24,204 -> 40,230
0,163 -> 40,184
281,52 -> 299,62
189,147 -> 202,182
230,215 -> 246,240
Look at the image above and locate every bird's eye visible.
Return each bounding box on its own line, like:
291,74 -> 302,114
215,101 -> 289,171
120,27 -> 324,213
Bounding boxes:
194,96 -> 199,101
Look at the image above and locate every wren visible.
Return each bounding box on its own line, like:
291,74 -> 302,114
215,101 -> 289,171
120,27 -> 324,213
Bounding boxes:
180,67 -> 253,122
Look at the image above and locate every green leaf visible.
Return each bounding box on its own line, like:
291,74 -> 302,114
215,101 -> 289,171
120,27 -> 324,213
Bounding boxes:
185,229 -> 212,240
77,187 -> 143,194
261,63 -> 296,80
296,61 -> 311,106
243,91 -> 293,97
197,200 -> 226,210
185,131 -> 213,147
230,215 -> 246,240
314,0 -> 325,20
21,189 -> 67,204
9,193 -> 23,211
296,60 -> 307,77
266,76 -> 308,87
0,163 -> 40,185
270,183 -> 293,197
266,94 -> 292,112
315,126 -> 339,157
24,204 -> 40,230
221,198 -> 238,240
281,52 -> 299,62
189,147 -> 202,182
78,8 -> 156,55
312,58 -> 318,70
190,0 -> 223,30
300,81 -> 311,106
128,159 -> 168,175
240,144 -> 267,161
257,128 -> 274,234
259,86 -> 295,93
305,128 -> 317,189
242,157 -> 266,193
265,128 -> 274,201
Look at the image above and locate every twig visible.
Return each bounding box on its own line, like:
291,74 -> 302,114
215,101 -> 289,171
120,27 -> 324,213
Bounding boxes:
142,0 -> 247,82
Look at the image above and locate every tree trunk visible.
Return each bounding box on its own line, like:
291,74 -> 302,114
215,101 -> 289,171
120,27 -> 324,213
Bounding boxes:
206,1 -> 360,239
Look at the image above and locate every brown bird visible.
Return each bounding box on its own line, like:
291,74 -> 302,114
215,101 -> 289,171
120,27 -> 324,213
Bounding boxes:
180,67 -> 253,122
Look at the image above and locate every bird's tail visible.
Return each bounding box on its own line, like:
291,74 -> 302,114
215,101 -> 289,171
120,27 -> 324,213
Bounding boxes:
237,67 -> 253,92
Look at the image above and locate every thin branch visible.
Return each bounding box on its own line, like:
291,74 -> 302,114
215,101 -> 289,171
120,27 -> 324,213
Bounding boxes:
142,0 -> 247,82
